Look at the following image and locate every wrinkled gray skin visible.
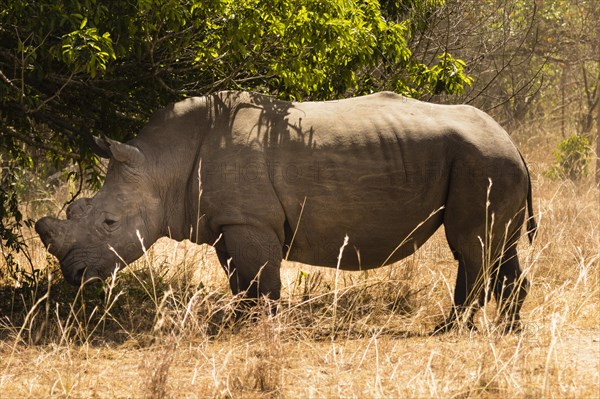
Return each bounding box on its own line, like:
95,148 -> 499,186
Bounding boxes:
36,91 -> 536,333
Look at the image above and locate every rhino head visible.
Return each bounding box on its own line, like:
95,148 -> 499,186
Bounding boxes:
35,136 -> 165,285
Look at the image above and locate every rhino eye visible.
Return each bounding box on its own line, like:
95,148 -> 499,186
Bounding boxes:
102,218 -> 119,232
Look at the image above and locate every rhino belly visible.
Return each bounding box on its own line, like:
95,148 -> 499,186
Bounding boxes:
276,160 -> 448,270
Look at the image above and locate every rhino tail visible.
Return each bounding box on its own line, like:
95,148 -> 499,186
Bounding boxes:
519,151 -> 537,244
511,140 -> 537,244
525,167 -> 537,243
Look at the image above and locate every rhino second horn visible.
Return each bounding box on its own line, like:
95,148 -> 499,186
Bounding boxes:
92,135 -> 144,166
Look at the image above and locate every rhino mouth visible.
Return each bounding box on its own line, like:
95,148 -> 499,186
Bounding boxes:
60,249 -> 105,286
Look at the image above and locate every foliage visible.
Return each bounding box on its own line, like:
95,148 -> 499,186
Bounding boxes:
56,22 -> 116,78
0,0 -> 474,262
0,159 -> 34,279
415,52 -> 473,96
546,134 -> 592,181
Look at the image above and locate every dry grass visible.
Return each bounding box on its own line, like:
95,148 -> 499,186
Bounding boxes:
0,140 -> 598,398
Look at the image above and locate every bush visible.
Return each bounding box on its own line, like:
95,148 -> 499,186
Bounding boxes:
546,134 -> 592,181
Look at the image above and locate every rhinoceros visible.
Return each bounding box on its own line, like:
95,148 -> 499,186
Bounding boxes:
36,91 -> 536,333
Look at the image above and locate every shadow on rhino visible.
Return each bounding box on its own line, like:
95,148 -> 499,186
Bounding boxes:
36,91 -> 537,334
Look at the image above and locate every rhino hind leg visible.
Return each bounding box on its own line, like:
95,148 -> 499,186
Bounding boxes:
433,246 -> 487,334
216,225 -> 283,315
434,243 -> 529,334
491,246 -> 529,333
435,202 -> 530,335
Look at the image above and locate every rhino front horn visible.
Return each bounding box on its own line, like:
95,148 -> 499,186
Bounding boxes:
35,216 -> 69,260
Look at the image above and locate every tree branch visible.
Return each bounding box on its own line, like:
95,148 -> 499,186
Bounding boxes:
0,122 -> 80,161
25,72 -> 75,114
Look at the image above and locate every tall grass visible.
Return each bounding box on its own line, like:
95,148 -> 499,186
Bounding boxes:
0,148 -> 598,397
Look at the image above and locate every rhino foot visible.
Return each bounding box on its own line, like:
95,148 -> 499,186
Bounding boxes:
431,317 -> 478,335
496,319 -> 523,335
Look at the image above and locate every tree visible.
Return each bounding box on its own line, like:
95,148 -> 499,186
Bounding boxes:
406,0 -> 599,183
1,0 -> 473,263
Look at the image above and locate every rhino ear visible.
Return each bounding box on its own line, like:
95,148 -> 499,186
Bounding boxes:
92,136 -> 144,166
92,135 -> 111,159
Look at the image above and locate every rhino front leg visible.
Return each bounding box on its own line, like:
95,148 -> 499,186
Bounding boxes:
216,224 -> 283,311
216,248 -> 242,295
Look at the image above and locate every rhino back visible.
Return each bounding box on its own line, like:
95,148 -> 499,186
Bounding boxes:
268,94 -> 454,268
265,93 -> 523,269
153,92 -> 524,270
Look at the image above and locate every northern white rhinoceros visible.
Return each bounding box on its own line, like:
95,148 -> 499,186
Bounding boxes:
36,91 -> 536,333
